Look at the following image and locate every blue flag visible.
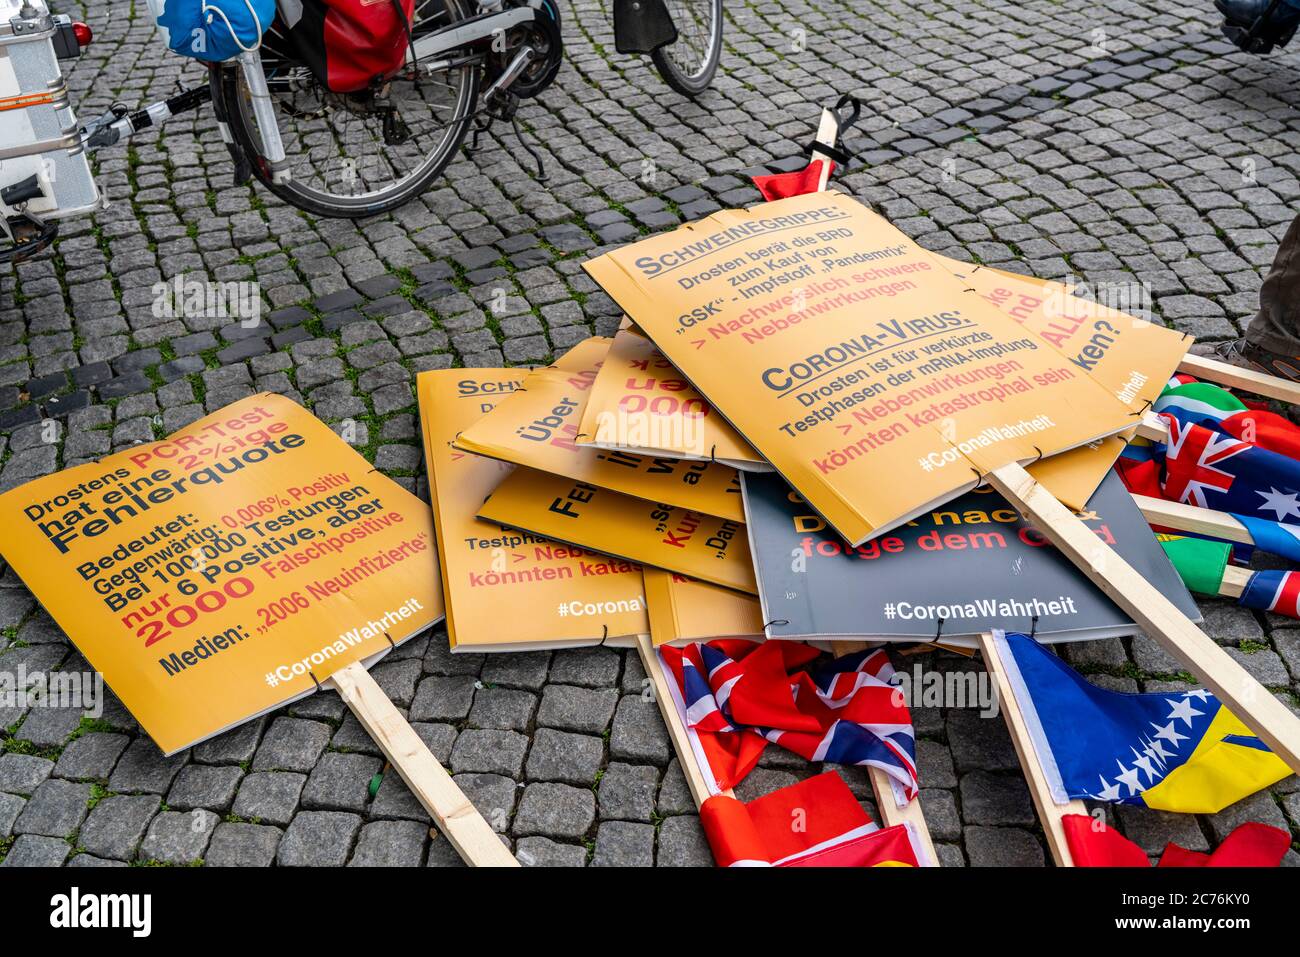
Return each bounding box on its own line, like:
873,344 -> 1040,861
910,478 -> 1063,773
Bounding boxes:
993,631 -> 1288,814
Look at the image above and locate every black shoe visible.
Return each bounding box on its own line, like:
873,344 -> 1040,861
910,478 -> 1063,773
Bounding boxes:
1217,0 -> 1300,52
1215,0 -> 1300,27
1191,337 -> 1300,384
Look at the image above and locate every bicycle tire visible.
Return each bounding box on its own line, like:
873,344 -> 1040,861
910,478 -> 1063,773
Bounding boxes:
651,0 -> 724,97
222,0 -> 480,219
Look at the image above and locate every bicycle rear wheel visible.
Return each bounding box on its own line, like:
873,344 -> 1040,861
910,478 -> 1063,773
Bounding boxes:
651,0 -> 723,97
224,0 -> 480,219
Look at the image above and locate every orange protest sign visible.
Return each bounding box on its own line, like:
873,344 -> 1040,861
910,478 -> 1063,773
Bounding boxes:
576,327 -> 768,471
0,394 -> 444,755
945,262 -> 1190,507
584,191 -> 1138,545
643,569 -> 763,646
454,336 -> 744,521
477,467 -> 756,594
418,368 -> 648,651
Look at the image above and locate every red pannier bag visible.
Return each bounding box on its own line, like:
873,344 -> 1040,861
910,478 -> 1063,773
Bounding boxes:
278,0 -> 416,94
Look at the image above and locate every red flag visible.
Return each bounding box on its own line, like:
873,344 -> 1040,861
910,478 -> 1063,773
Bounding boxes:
1157,821 -> 1291,867
699,771 -> 927,866
1063,814 -> 1289,867
752,159 -> 833,201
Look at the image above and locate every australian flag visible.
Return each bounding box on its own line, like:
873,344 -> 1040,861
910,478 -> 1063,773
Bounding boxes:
658,640 -> 918,801
1159,414 -> 1300,521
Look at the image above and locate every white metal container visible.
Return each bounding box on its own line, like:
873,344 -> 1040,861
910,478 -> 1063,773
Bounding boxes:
0,0 -> 99,224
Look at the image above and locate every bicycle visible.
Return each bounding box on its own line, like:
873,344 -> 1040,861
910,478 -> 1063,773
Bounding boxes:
1,0 -> 726,263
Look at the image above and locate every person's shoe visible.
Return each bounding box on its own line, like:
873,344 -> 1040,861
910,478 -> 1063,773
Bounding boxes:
1216,0 -> 1300,52
1216,0 -> 1300,26
1191,337 -> 1300,383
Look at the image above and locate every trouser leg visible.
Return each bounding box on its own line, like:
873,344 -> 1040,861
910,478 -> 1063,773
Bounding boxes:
1245,211 -> 1300,356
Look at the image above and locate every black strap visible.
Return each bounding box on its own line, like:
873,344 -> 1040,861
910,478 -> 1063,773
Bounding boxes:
808,139 -> 852,165
807,93 -> 865,167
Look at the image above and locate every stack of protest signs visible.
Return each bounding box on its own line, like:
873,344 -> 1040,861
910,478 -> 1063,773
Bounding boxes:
5,104 -> 1299,870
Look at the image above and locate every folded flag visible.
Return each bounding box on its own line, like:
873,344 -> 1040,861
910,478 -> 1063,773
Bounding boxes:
751,159 -> 832,202
700,770 -> 930,866
1155,379 -> 1300,460
658,641 -> 919,801
1158,413 -> 1300,519
1240,569 -> 1300,618
1062,815 -> 1290,867
993,630 -> 1290,813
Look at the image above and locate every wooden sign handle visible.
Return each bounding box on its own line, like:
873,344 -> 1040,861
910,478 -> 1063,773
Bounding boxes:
975,632 -> 1085,866
1135,493 -> 1254,547
988,462 -> 1300,771
831,640 -> 938,864
327,661 -> 519,867
1179,354 -> 1300,406
635,634 -> 733,806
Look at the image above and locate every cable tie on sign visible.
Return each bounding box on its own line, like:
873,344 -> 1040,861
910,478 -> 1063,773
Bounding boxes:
308,671 -> 322,693
709,444 -> 720,465
1029,614 -> 1039,639
763,618 -> 791,629
933,617 -> 946,643
384,631 -> 396,651
1130,397 -> 1154,418
1031,445 -> 1044,465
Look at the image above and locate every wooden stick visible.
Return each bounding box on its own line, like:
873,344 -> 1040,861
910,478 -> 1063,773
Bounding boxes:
1179,353 -> 1300,406
635,633 -> 733,807
831,640 -> 938,864
1135,494 -> 1253,547
812,108 -> 839,191
327,661 -> 518,867
1220,564 -> 1253,599
1134,410 -> 1167,443
975,632 -> 1085,866
988,462 -> 1300,771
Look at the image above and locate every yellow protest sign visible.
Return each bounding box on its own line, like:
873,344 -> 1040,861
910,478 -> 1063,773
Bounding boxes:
418,368 -> 648,651
0,394 -> 444,755
577,327 -> 768,471
644,569 -> 763,646
477,468 -> 756,594
944,261 -> 1190,508
584,191 -> 1138,545
454,336 -> 744,522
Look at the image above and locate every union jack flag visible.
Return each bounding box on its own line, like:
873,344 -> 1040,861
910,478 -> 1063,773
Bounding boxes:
659,640 -> 918,801
1162,415 -> 1251,507
1240,570 -> 1300,619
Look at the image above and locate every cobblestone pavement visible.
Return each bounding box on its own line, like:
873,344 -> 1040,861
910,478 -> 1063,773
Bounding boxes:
1,0 -> 1299,867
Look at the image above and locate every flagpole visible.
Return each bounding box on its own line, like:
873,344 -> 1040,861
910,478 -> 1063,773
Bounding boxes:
635,634 -> 735,807
975,633 -> 1086,866
327,661 -> 519,867
1135,494 -> 1256,549
1180,353 -> 1300,407
988,461 -> 1300,772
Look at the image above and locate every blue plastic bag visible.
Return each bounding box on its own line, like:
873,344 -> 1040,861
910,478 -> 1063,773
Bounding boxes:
148,0 -> 277,62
